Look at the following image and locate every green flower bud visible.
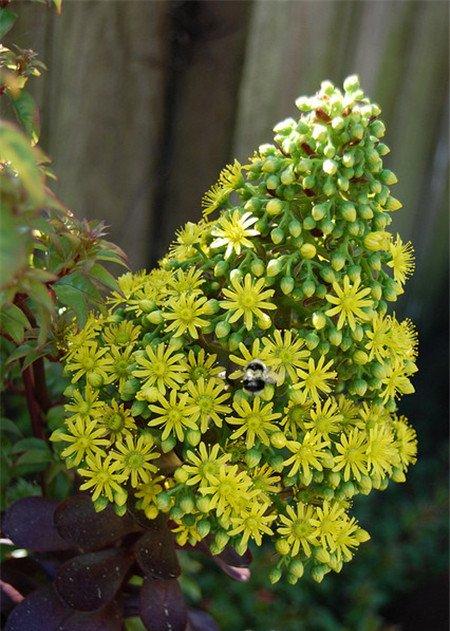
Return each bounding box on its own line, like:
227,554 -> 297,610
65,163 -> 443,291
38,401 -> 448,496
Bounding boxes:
276,539 -> 290,556
251,258 -> 265,277
267,258 -> 284,277
328,328 -> 342,346
311,202 -> 327,221
271,431 -> 287,449
305,332 -> 320,350
258,313 -> 272,330
161,436 -> 177,453
370,119 -> 386,138
196,496 -> 211,513
302,279 -> 316,297
280,166 -> 295,185
358,204 -> 373,219
348,264 -> 361,281
353,350 -> 369,365
320,266 -> 335,283
262,157 -> 278,173
328,471 -> 341,488
385,195 -> 402,211
93,496 -> 109,513
197,519 -> 211,538
302,175 -> 315,189
342,152 -> 355,168
331,252 -> 346,271
179,495 -> 195,514
215,321 -> 231,339
288,219 -> 302,237
300,243 -> 316,259
87,372 -> 103,388
311,565 -> 326,583
155,491 -> 171,512
269,567 -> 282,584
353,378 -> 368,396
337,175 -> 349,191
323,178 -> 336,196
343,74 -> 360,92
245,447 -> 262,468
331,116 -> 344,130
281,276 -> 295,295
290,559 -> 304,578
303,216 -> 316,231
174,468 -> 189,484
271,227 -> 284,244
114,504 -> 127,517
266,198 -> 284,216
214,260 -> 228,277
323,159 -> 338,175
266,175 -> 279,190
323,143 -> 335,158
186,429 -> 201,446
312,311 -> 326,330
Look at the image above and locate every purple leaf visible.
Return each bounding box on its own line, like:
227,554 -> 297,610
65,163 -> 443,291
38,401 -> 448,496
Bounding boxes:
140,578 -> 187,631
5,585 -> 67,630
134,517 -> 180,580
5,585 -> 123,631
0,557 -> 48,608
2,498 -> 73,552
187,609 -> 219,631
54,494 -> 140,551
54,548 -> 133,612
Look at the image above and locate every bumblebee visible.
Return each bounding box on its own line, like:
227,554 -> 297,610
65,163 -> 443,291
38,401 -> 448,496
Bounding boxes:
242,359 -> 276,394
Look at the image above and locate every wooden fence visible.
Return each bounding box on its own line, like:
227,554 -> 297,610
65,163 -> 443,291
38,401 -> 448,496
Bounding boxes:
11,0 -> 449,330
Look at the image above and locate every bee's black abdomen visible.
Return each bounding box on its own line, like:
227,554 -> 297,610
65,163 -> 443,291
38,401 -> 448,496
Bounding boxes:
243,377 -> 266,393
246,360 -> 265,372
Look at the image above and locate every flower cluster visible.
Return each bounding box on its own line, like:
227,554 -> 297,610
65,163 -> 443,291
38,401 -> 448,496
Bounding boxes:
53,76 -> 418,584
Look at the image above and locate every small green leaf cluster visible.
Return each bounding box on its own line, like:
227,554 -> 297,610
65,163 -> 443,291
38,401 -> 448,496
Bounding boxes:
55,77 -> 418,584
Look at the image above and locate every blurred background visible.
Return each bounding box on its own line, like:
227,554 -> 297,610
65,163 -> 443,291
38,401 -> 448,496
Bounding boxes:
13,1 -> 449,629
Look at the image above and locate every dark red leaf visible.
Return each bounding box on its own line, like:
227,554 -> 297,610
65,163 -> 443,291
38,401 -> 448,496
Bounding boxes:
140,578 -> 187,631
2,498 -> 73,552
54,494 -> 140,551
187,609 -> 219,631
134,517 -> 180,580
57,601 -> 123,631
5,585 -> 67,630
0,557 -> 48,605
5,585 -> 123,631
54,548 -> 133,612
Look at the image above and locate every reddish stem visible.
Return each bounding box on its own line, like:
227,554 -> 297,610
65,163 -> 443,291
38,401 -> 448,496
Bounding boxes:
22,367 -> 45,440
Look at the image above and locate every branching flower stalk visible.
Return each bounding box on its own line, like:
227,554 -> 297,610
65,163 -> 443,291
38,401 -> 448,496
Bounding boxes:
54,76 -> 418,585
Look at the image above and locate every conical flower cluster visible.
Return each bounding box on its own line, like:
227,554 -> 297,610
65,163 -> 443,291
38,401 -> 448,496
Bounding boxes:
54,76 -> 418,584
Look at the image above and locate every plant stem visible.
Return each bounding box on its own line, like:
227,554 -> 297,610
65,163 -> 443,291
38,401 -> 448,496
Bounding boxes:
33,357 -> 51,413
22,366 -> 45,440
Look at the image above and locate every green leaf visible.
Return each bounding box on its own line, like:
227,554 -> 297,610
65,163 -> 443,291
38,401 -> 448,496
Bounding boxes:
9,90 -> 40,146
54,272 -> 101,326
89,263 -> 119,291
0,303 -> 30,343
26,278 -> 54,313
16,449 -> 53,466
0,208 -> 29,290
0,8 -> 17,38
0,121 -> 46,206
11,437 -> 50,454
0,418 -> 23,438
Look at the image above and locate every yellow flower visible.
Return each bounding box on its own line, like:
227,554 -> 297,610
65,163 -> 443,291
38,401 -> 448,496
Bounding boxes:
103,344 -> 135,390
227,398 -> 281,448
356,402 -> 390,430
95,400 -> 137,438
310,500 -> 346,550
51,417 -> 110,467
108,271 -> 146,308
281,389 -> 314,440
199,464 -> 255,519
180,443 -> 231,487
331,515 -> 368,563
392,415 -> 417,470
333,429 -> 368,481
211,210 -> 259,259
250,464 -> 281,498
365,425 -> 399,478
111,433 -> 160,487
185,349 -> 224,382
148,390 -> 197,441
262,330 -> 309,383
380,359 -> 415,402
64,384 -> 103,421
185,378 -> 231,433
295,356 -> 336,403
133,343 -> 187,395
219,273 -> 276,331
284,432 -> 331,480
229,503 -> 275,547
388,235 -> 414,284
135,474 -> 165,519
202,160 -> 243,217
171,517 -> 205,547
163,293 -> 209,339
277,502 -> 318,557
387,316 -> 418,361
169,221 -> 208,260
64,315 -> 103,358
167,267 -> 204,297
325,276 -> 373,330
102,320 -> 141,347
336,396 -> 359,426
66,341 -> 113,385
78,453 -> 127,502
304,398 -> 343,437
365,313 -> 391,362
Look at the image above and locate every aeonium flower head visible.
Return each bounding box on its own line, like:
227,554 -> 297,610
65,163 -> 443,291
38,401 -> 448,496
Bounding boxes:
56,75 -> 418,584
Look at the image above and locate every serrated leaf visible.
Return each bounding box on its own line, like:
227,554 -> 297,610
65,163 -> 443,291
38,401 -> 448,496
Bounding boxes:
0,121 -> 46,206
9,90 -> 40,145
89,263 -> 119,291
0,8 -> 17,39
54,272 -> 101,326
0,303 -> 30,343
